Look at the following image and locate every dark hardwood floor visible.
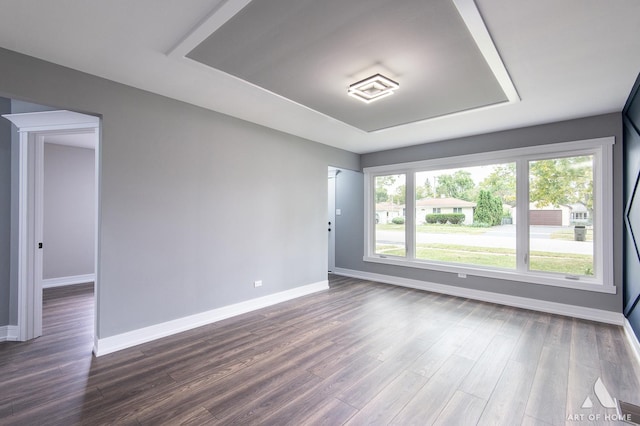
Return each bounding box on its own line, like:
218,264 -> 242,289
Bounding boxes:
1,276 -> 639,425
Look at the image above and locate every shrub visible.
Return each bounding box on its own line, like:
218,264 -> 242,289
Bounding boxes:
392,216 -> 405,225
448,213 -> 465,224
425,214 -> 439,224
424,213 -> 465,225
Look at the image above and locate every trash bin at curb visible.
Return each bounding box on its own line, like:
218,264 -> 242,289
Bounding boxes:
574,225 -> 586,241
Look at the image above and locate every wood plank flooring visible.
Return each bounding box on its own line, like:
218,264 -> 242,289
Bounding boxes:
1,276 -> 640,425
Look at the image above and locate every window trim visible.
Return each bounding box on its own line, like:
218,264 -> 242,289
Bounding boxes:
363,137 -> 615,294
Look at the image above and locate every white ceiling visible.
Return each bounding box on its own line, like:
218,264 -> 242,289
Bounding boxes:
44,132 -> 95,150
0,0 -> 639,154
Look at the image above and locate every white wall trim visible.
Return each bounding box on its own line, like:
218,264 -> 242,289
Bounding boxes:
93,280 -> 329,357
42,274 -> 96,289
623,319 -> 640,367
0,326 -> 20,342
1,110 -> 99,132
2,111 -> 100,342
333,268 -> 624,325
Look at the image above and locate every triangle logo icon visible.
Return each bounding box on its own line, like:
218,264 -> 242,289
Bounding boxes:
594,377 -> 616,409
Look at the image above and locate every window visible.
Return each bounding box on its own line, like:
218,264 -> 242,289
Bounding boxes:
415,163 -> 516,270
529,155 -> 594,277
374,174 -> 406,257
364,138 -> 614,293
572,212 -> 588,220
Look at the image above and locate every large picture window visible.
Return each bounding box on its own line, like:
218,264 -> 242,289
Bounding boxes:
364,138 -> 614,293
414,163 -> 516,270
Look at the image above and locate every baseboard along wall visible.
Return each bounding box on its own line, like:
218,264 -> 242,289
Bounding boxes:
624,319 -> 640,367
0,325 -> 20,342
332,268 -> 625,325
42,273 -> 96,289
94,280 -> 329,357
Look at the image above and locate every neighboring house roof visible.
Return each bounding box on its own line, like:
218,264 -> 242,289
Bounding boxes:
568,202 -> 588,212
416,197 -> 476,208
375,202 -> 405,211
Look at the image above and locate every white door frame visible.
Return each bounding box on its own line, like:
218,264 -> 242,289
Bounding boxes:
2,110 -> 100,341
328,167 -> 340,273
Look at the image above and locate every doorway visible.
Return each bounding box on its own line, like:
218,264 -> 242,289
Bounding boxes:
2,110 -> 100,342
328,167 -> 340,273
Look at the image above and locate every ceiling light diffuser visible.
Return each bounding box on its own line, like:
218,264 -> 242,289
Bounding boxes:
348,73 -> 399,103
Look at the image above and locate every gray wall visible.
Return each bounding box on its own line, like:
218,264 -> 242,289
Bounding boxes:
43,143 -> 95,280
339,113 -> 623,312
335,168 -> 364,271
0,47 -> 359,337
0,97 -> 11,326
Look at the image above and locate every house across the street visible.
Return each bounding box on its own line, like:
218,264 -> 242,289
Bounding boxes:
416,197 -> 476,225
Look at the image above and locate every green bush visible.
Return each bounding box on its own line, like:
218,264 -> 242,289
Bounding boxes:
448,213 -> 466,224
424,213 -> 465,225
392,216 -> 405,225
425,214 -> 439,224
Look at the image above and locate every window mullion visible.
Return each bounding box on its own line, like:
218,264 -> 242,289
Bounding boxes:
406,172 -> 415,260
516,158 -> 529,272
364,173 -> 374,258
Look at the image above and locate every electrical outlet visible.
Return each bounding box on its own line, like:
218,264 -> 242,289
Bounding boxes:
458,273 -> 467,278
254,280 -> 263,288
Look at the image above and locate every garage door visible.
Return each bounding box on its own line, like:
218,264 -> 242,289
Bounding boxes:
529,210 -> 562,226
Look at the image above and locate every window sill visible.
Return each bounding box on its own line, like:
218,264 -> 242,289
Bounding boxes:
363,255 -> 617,294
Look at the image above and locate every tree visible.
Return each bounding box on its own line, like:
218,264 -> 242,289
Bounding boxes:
479,164 -> 516,206
529,156 -> 593,211
375,175 -> 396,203
416,179 -> 435,200
393,185 -> 406,205
474,190 -> 502,226
375,188 -> 389,203
435,170 -> 475,201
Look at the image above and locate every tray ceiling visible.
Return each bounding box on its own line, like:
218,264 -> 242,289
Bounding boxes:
186,0 -> 511,132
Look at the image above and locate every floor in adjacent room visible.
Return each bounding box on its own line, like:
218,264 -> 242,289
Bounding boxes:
1,276 -> 639,425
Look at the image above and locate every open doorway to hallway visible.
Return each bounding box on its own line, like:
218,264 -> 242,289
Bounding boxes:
1,101 -> 100,347
328,167 -> 339,273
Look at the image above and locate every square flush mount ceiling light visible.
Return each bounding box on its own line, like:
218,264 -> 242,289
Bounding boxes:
348,73 -> 399,103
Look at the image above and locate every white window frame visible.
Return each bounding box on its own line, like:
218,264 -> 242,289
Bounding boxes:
363,137 -> 615,294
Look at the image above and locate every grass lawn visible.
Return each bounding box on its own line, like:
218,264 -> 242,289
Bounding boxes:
376,223 -> 488,234
550,227 -> 593,242
375,243 -> 593,276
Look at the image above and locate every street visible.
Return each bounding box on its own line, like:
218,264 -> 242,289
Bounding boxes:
376,225 -> 593,255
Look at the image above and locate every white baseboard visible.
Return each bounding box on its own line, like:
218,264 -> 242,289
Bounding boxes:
0,325 -> 20,342
94,280 -> 329,357
43,273 -> 95,289
333,268 -> 625,326
623,319 -> 640,366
